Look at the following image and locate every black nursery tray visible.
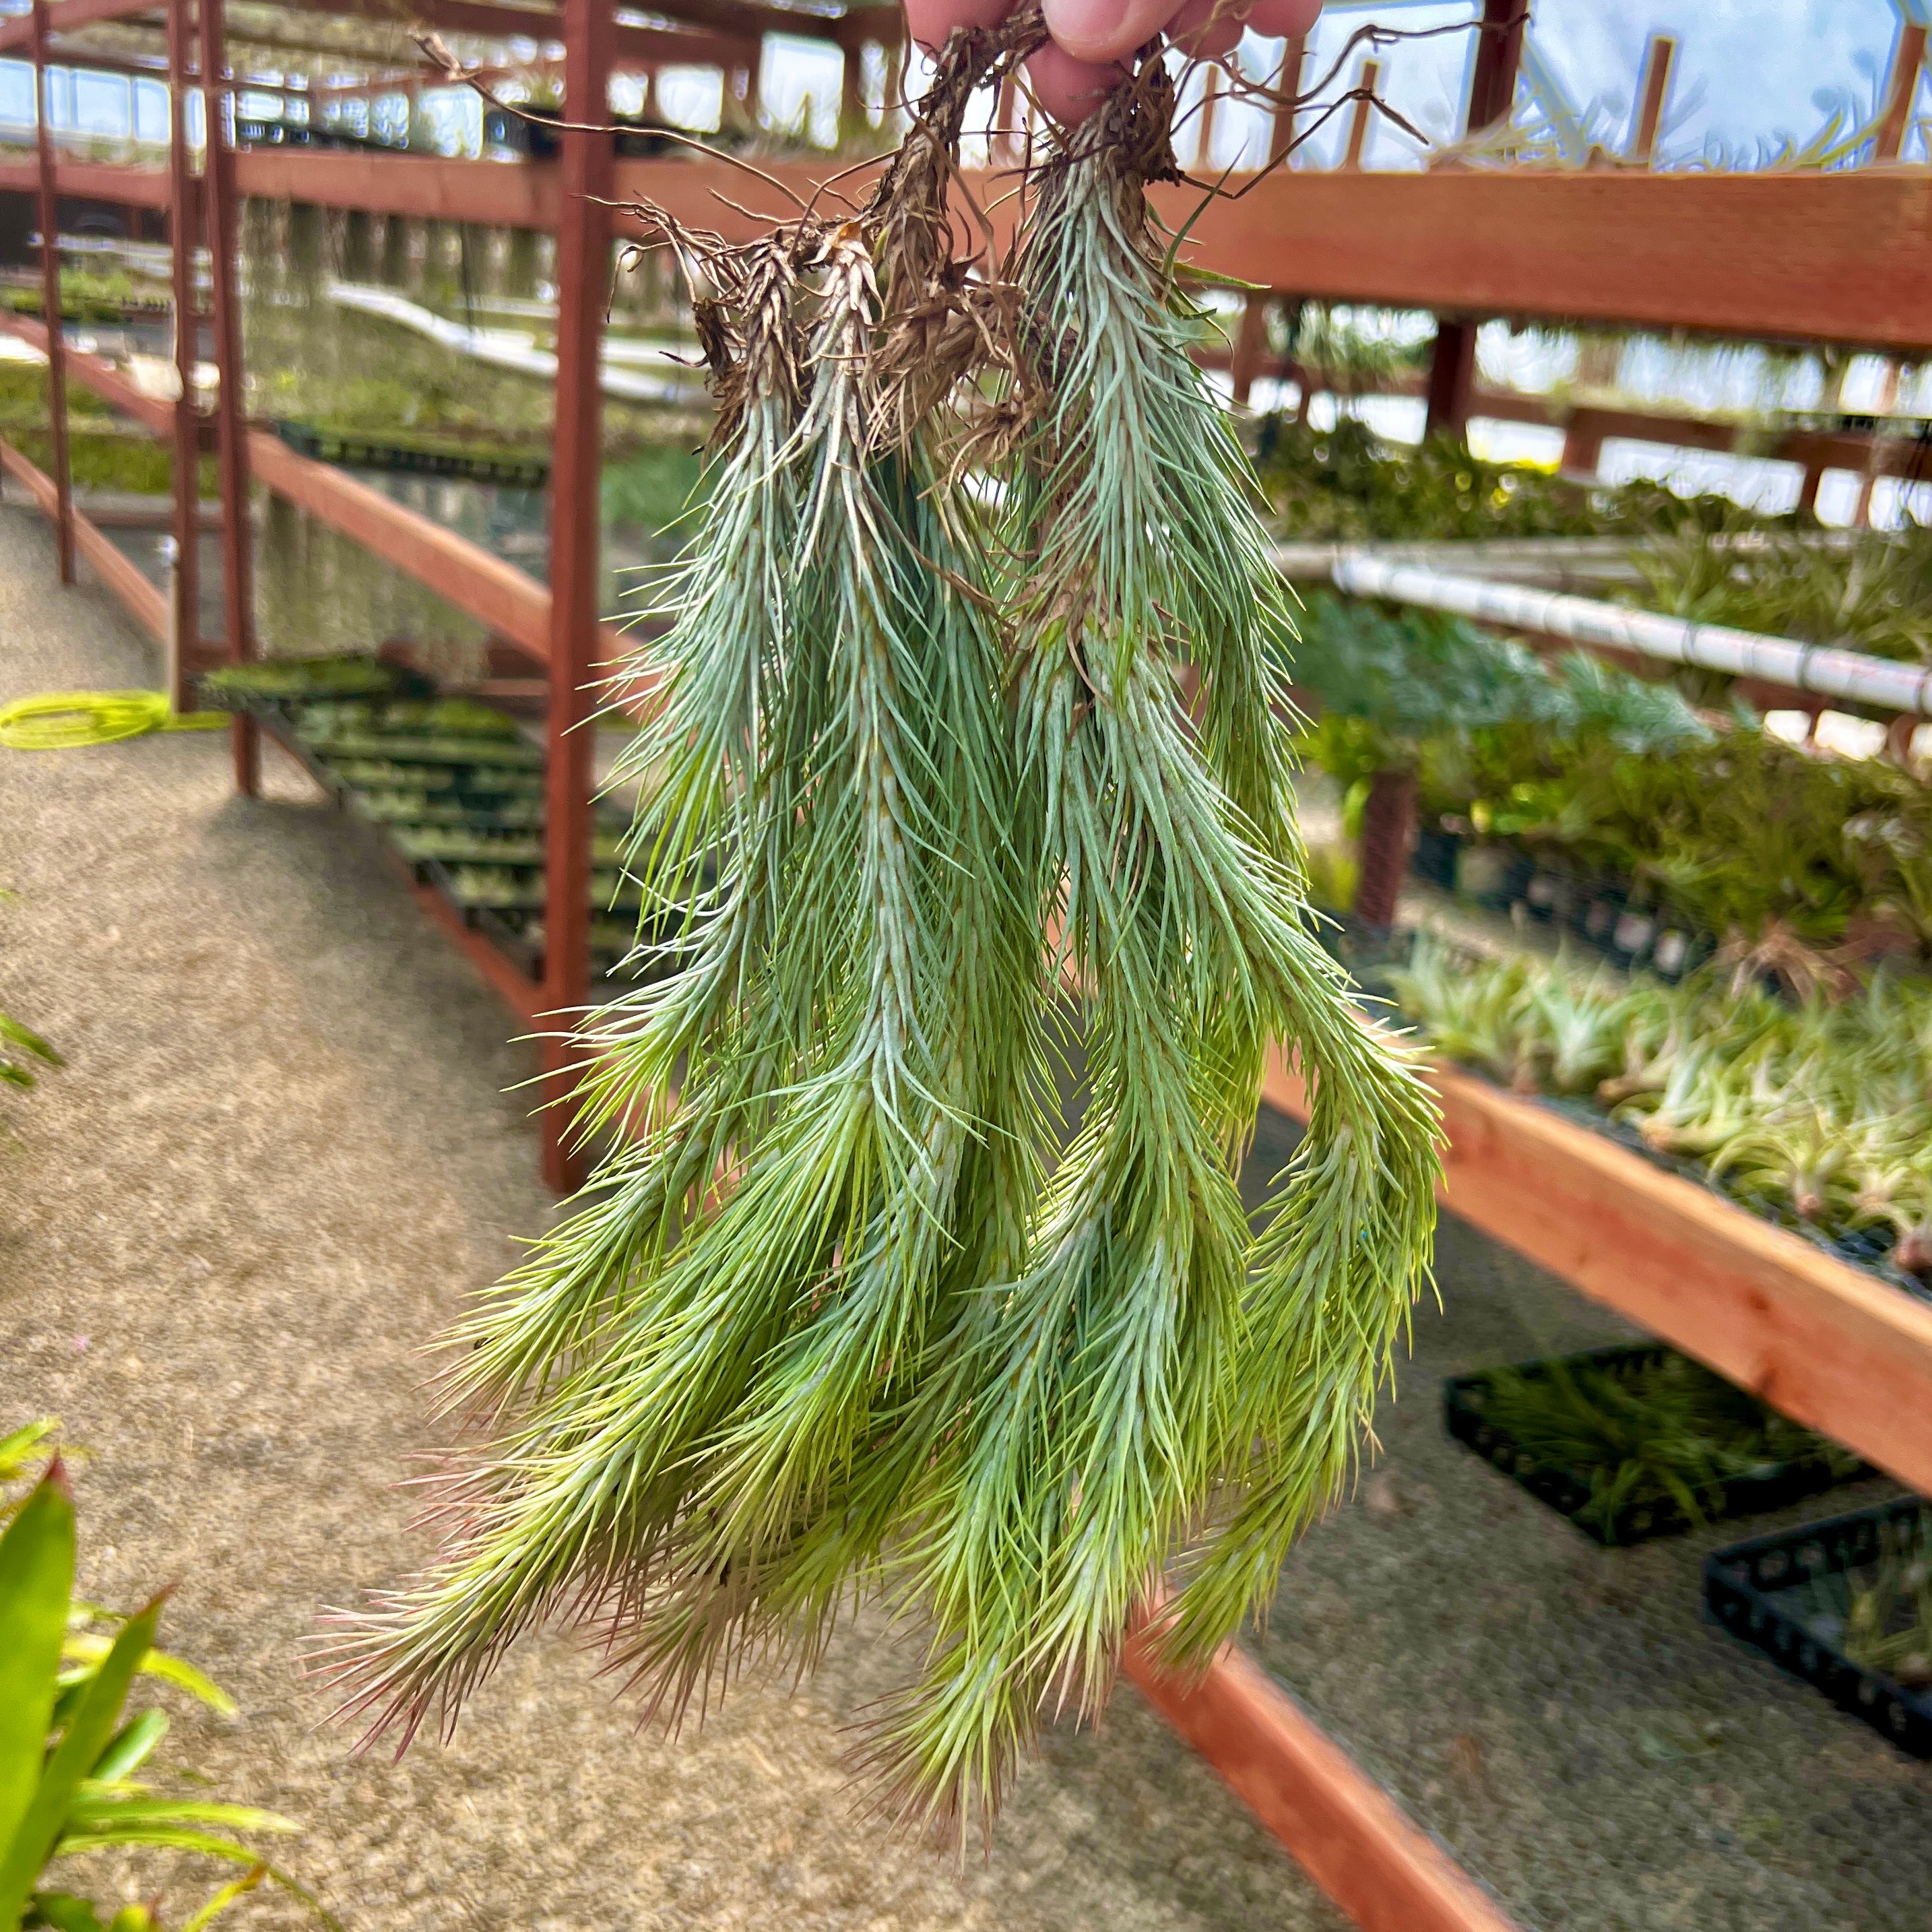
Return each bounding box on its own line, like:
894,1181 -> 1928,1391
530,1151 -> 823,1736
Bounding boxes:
1706,1499 -> 1932,1760
1445,1341 -> 1864,1546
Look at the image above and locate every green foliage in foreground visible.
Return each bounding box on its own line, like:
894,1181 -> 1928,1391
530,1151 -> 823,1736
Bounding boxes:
1,895 -> 61,1127
1386,936 -> 1932,1273
0,1010 -> 59,1101
0,1429 -> 340,1932
1479,1352 -> 1857,1539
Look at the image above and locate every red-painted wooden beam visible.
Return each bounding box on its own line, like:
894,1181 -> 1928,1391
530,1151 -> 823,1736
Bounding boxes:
212,152 -> 1932,354
11,146 -> 1932,351
249,0 -> 879,48
1123,1630 -> 1518,1932
244,428 -> 641,677
0,435 -> 170,644
1262,1049 -> 1932,1500
245,428 -> 553,657
1145,166 -> 1932,355
0,156 -> 173,207
0,313 -> 178,438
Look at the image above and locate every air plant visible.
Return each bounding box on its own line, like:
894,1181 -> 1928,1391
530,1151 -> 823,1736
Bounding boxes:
1789,1508 -> 1932,1691
1386,935 -> 1932,1275
325,23 -> 1440,1838
1478,1352 -> 1855,1539
1707,1105 -> 1857,1228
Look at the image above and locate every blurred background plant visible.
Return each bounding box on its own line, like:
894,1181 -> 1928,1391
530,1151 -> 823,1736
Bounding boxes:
1254,415 -> 1794,545
1288,591 -> 1932,969
1,895 -> 61,1130
0,268 -> 169,323
0,1425 -> 340,1932
1384,937 -> 1932,1284
1290,592 -> 1711,928
1629,518 -> 1932,667
1477,1351 -> 1859,1540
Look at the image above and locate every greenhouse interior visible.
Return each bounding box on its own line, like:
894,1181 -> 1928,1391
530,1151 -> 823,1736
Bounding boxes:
1,0 -> 1931,1926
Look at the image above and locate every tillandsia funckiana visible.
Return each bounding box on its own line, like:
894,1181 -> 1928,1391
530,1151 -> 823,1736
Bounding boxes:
327,20 -> 1440,1836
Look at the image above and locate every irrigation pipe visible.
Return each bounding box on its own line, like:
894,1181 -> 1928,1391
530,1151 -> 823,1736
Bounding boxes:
1328,553 -> 1932,717
0,691 -> 226,750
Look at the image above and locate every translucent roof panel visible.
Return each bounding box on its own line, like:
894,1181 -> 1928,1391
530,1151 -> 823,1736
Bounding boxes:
1273,1 -> 1483,170
1203,0 -> 1923,171
1522,0 -> 1920,167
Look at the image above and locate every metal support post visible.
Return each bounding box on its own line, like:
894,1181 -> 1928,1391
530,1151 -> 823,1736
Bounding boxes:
1628,34 -> 1675,164
1875,21 -> 1928,163
1423,0 -> 1526,441
166,0 -> 201,707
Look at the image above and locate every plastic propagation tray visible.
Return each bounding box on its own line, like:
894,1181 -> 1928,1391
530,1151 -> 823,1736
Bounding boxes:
1444,1341 -> 1865,1546
1706,1499 -> 1932,1760
272,418 -> 550,489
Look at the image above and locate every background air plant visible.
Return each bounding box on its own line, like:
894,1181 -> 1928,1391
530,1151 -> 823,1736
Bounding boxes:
1386,935 -> 1932,1283
1477,1353 -> 1857,1540
327,25 -> 1440,1840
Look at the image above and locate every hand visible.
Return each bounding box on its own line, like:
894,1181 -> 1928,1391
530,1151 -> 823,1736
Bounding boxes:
901,0 -> 1322,123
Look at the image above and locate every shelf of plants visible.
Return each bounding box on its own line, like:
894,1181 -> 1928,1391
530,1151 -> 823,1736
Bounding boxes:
199,654 -> 649,994
1266,506 -> 1932,1504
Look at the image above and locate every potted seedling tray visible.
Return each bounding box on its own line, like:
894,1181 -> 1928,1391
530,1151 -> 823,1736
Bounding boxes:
198,655 -> 420,712
1445,1341 -> 1865,1545
424,860 -> 643,920
272,418 -> 550,490
389,827 -> 628,871
298,731 -> 543,769
1706,1498 -> 1932,1759
291,696 -> 527,743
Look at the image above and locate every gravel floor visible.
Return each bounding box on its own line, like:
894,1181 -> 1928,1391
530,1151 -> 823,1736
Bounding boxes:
0,505 -> 1344,1932
4,499 -> 1929,1932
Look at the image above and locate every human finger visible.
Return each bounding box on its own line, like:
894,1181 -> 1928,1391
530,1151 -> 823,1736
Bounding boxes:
1023,40 -> 1128,121
1041,0 -> 1188,66
902,0 -> 1019,53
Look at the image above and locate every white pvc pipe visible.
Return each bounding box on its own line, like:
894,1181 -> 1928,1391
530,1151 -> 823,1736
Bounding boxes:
1329,553 -> 1932,717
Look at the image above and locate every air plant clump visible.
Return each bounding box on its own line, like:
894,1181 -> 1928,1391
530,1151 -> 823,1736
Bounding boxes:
1789,1507 -> 1932,1692
1477,1351 -> 1859,1539
323,20 -> 1440,1836
1387,934 -> 1932,1283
